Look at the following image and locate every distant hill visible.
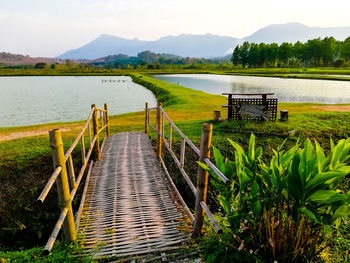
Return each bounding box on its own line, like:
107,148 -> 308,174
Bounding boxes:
0,52 -> 62,66
58,34 -> 238,60
242,22 -> 350,44
58,23 -> 350,60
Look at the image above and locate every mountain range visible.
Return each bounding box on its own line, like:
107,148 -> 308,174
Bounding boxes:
58,23 -> 350,60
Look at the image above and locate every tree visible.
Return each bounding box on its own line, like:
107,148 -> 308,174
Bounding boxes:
265,43 -> 279,67
340,36 -> 350,60
258,43 -> 268,67
231,45 -> 241,67
247,43 -> 260,67
320,37 -> 336,66
278,42 -> 293,67
34,62 -> 47,69
240,42 -> 250,68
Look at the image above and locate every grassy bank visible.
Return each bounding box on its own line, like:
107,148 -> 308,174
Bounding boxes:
0,67 -> 350,81
0,73 -> 349,262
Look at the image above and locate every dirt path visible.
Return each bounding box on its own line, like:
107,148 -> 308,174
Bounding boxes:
0,127 -> 75,142
312,105 -> 350,112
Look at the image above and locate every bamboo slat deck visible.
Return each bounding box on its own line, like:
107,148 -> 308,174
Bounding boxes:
78,132 -> 189,258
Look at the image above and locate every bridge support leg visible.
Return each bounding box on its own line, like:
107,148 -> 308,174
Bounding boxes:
145,102 -> 149,135
193,123 -> 213,237
104,103 -> 110,137
49,129 -> 76,243
91,104 -> 101,161
156,102 -> 163,160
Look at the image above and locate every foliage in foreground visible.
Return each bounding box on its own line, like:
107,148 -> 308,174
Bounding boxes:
200,135 -> 350,262
0,241 -> 93,263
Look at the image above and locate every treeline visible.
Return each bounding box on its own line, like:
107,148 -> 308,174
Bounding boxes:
92,51 -> 228,69
231,36 -> 350,68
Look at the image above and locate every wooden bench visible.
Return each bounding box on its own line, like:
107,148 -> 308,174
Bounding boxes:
222,93 -> 277,121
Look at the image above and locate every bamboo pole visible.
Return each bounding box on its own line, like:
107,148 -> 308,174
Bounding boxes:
145,102 -> 149,135
91,104 -> 101,161
180,138 -> 186,169
169,123 -> 172,150
156,102 -> 162,160
80,135 -> 86,165
49,129 -> 76,243
193,123 -> 213,237
67,154 -> 76,189
104,103 -> 110,137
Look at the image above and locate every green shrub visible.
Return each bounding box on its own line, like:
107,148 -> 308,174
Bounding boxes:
200,135 -> 350,262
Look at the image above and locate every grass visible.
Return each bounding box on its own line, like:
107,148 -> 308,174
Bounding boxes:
0,71 -> 349,261
0,67 -> 350,81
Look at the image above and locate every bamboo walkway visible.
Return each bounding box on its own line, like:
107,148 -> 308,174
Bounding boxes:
77,132 -> 189,258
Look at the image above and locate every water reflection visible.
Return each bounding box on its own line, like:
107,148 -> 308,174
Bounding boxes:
153,74 -> 350,104
0,76 -> 157,127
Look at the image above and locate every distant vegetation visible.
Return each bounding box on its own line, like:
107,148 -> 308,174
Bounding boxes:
231,36 -> 350,68
90,50 -> 229,69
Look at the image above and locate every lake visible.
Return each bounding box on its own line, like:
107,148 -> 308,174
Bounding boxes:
0,76 -> 157,127
152,74 -> 350,104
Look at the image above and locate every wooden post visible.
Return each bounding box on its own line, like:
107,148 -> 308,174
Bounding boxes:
104,103 -> 110,137
80,135 -> 86,165
91,104 -> 101,161
180,138 -> 186,169
169,123 -> 173,150
145,102 -> 149,135
213,111 -> 221,121
228,94 -> 233,121
156,102 -> 162,160
280,110 -> 288,122
49,129 -> 76,243
193,123 -> 213,237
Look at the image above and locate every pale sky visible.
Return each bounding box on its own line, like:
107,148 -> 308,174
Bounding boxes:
0,0 -> 349,57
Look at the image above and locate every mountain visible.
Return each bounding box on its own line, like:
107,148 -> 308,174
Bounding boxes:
242,22 -> 350,44
58,22 -> 350,60
58,34 -> 148,60
0,52 -> 62,66
58,34 -> 238,60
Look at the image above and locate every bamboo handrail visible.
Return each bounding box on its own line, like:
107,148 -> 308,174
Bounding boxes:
200,201 -> 222,233
37,166 -> 62,202
95,107 -> 107,112
160,157 -> 195,223
162,138 -> 197,195
148,123 -> 157,132
146,103 -> 223,235
203,158 -> 229,184
159,107 -> 200,156
37,104 -> 110,252
97,123 -> 108,135
74,161 -> 93,230
44,207 -> 69,252
64,108 -> 94,161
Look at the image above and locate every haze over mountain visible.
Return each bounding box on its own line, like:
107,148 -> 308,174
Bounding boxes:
56,22 -> 350,60
58,34 -> 238,60
0,52 -> 62,66
242,22 -> 350,44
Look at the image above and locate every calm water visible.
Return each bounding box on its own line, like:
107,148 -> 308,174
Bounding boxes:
153,74 -> 350,104
0,76 -> 157,127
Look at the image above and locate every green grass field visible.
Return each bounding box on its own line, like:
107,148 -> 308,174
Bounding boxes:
0,72 -> 349,262
0,67 -> 350,81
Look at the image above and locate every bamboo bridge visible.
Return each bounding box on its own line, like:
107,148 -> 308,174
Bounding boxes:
37,103 -> 228,261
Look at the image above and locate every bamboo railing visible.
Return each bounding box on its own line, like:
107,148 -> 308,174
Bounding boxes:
145,102 -> 229,237
37,103 -> 110,252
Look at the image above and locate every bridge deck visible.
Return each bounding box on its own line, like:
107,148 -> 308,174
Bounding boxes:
78,132 -> 189,258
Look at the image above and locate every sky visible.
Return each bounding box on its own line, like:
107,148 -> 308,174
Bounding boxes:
0,0 -> 349,57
